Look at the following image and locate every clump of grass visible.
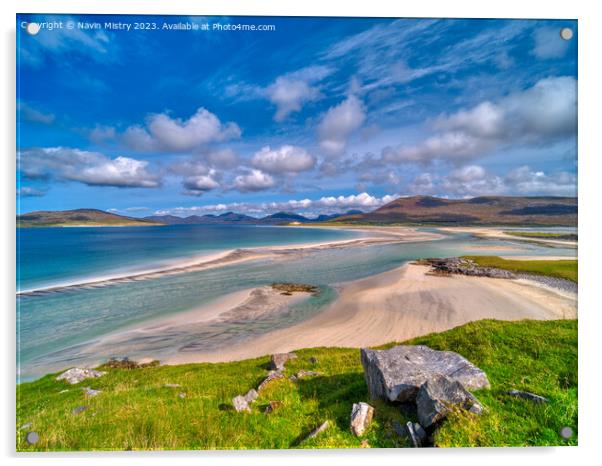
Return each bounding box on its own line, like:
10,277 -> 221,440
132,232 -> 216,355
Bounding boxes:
462,255 -> 577,282
17,319 -> 577,451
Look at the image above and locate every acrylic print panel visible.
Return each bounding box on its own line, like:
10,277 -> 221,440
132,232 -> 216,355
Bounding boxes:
16,14 -> 577,451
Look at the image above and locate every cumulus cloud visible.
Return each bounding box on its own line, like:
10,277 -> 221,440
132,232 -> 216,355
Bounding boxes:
17,101 -> 55,124
183,169 -> 221,196
89,125 -> 117,144
383,76 -> 577,165
532,27 -> 570,60
18,147 -> 161,188
154,192 -> 397,218
17,186 -> 47,197
407,164 -> 576,197
122,108 -> 241,152
317,95 -> 366,156
251,145 -> 316,174
233,169 -> 275,192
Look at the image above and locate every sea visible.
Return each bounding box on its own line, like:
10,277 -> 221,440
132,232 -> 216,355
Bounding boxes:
17,224 -> 576,381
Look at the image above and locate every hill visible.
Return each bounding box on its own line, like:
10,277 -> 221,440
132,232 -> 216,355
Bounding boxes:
329,196 -> 577,226
17,209 -> 162,228
144,210 -> 365,225
16,319 -> 577,450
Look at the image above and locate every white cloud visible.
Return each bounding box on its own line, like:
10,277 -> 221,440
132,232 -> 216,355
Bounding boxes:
122,108 -> 241,152
384,76 -> 577,165
183,170 -> 221,196
17,101 -> 55,124
19,147 -> 161,188
251,145 -> 316,174
267,77 -> 320,122
505,165 -> 577,196
154,192 -> 397,218
233,169 -> 275,192
17,186 -> 47,197
441,165 -> 505,196
317,95 -> 366,156
89,125 -> 117,144
532,27 -> 570,60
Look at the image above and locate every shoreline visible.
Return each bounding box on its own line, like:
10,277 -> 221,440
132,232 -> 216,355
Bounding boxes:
438,226 -> 577,248
18,225 -> 442,296
164,261 -> 577,365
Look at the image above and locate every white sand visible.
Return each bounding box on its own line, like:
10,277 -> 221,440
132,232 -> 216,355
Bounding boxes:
167,262 -> 576,364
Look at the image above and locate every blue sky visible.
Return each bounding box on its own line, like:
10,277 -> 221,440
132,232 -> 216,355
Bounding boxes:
16,15 -> 577,217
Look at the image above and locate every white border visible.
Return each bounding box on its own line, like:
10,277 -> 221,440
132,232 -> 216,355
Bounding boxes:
3,1 -> 601,465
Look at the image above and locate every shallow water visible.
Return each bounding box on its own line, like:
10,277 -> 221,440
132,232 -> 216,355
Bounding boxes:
17,226 -> 576,381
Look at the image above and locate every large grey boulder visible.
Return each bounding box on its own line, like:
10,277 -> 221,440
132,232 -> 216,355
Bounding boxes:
361,345 -> 489,402
416,375 -> 484,428
350,402 -> 374,436
56,368 -> 106,385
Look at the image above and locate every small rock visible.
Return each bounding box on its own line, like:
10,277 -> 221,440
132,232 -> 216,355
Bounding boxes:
405,421 -> 422,447
72,405 -> 89,415
268,353 -> 297,371
232,395 -> 251,413
25,431 -> 39,445
244,388 -> 259,404
289,374 -> 298,382
507,389 -> 549,404
83,387 -> 101,397
264,400 -> 283,414
20,422 -> 32,430
350,402 -> 374,436
257,370 -> 284,391
416,375 -> 484,429
163,383 -> 181,388
178,393 -> 186,399
306,421 -> 329,439
309,356 -> 318,364
361,345 -> 489,402
56,368 -> 106,385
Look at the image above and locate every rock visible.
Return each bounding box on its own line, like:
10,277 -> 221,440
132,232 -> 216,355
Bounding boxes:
83,387 -> 101,397
178,393 -> 186,399
257,370 -> 284,391
306,421 -> 329,439
232,395 -> 251,413
56,368 -> 106,385
20,422 -> 32,430
309,356 -> 318,364
163,383 -> 181,388
416,375 -> 484,429
289,375 -> 298,382
244,388 -> 259,404
350,402 -> 374,436
25,431 -> 39,445
264,400 -> 283,414
507,389 -> 549,404
360,345 -> 489,402
268,353 -> 297,371
296,370 -> 323,378
72,405 -> 89,415
424,257 -> 516,279
405,421 -> 422,447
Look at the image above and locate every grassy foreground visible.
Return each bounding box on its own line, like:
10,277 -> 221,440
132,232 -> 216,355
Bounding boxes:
463,256 -> 578,282
17,319 -> 577,451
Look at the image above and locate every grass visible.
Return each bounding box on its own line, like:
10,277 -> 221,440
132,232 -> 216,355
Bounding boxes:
504,231 -> 577,241
462,255 -> 578,282
17,319 -> 577,451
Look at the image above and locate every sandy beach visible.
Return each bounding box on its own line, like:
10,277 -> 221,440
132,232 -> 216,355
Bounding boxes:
166,261 -> 577,365
439,226 -> 577,248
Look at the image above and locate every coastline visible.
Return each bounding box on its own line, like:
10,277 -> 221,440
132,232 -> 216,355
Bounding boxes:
18,225 -> 442,296
438,226 -> 578,248
165,261 -> 577,365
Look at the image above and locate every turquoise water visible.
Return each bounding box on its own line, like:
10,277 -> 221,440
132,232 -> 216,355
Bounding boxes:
16,225 -> 576,380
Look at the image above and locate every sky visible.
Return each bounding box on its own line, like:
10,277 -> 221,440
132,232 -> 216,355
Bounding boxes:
16,15 -> 578,218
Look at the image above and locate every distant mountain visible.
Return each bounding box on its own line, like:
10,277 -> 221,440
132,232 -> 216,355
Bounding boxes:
144,212 -> 259,225
329,196 -> 577,226
17,209 -> 162,228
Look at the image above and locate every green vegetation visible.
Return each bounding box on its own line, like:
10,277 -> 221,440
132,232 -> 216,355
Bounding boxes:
17,209 -> 162,228
17,319 -> 577,451
504,231 -> 577,241
463,255 -> 577,282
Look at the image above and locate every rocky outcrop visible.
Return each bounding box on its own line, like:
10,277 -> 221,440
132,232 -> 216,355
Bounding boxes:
56,368 -> 106,385
350,402 -> 374,436
416,375 -> 484,428
232,388 -> 259,412
306,421 -> 329,439
257,370 -> 284,391
83,387 -> 101,397
507,389 -> 549,404
405,421 -> 427,447
268,353 -> 297,371
422,257 -> 516,279
361,345 -> 490,402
